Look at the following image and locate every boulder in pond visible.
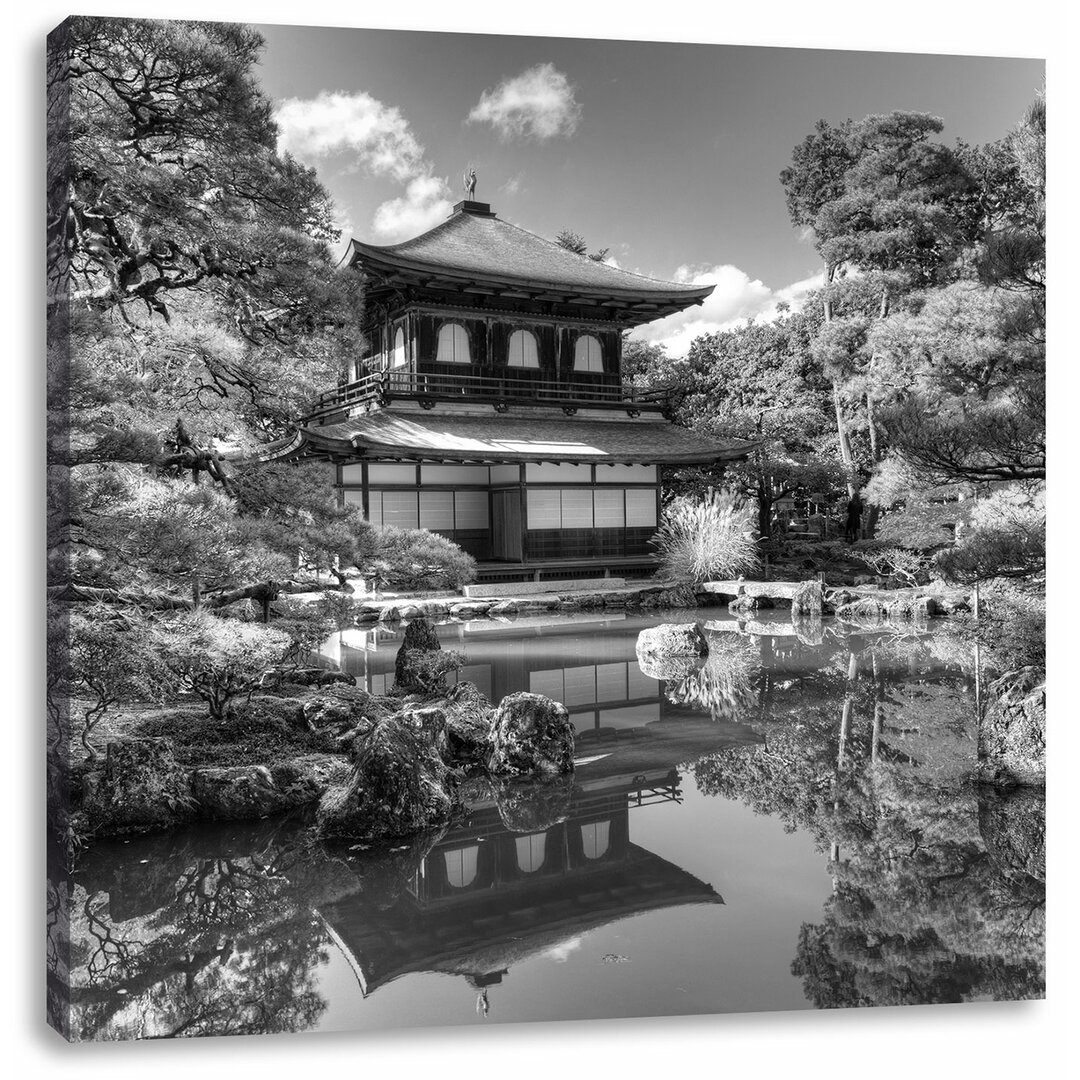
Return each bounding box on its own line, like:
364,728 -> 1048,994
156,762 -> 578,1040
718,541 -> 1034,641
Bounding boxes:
488,691 -> 575,779
635,622 -> 708,681
791,580 -> 824,617
316,716 -> 454,841
393,616 -> 458,693
441,680 -> 495,766
978,666 -> 1045,787
192,758 -> 349,820
81,738 -> 196,835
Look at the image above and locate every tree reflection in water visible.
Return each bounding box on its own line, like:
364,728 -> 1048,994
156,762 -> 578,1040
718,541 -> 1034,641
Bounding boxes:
691,623 -> 1045,1007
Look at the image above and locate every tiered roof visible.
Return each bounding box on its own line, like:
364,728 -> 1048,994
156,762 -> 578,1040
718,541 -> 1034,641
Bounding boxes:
346,201 -> 714,325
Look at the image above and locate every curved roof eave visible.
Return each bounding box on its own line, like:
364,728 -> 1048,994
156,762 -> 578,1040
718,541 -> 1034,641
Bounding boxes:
345,238 -> 715,306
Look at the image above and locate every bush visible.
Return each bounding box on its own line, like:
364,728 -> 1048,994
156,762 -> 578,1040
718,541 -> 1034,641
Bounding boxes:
651,488 -> 759,586
369,527 -> 477,591
935,486 -> 1045,585
150,611 -> 292,720
66,608 -> 165,761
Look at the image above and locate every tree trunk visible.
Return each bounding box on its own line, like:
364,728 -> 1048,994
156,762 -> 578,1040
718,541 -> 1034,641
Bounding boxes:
822,265 -> 858,499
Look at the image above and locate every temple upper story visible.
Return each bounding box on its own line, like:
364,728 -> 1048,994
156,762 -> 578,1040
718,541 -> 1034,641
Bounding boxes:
312,199 -> 715,419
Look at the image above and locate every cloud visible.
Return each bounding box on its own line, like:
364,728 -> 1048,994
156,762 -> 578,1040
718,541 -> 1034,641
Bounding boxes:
275,90 -> 456,243
631,265 -> 825,357
468,63 -> 581,141
500,172 -> 525,197
542,936 -> 583,963
275,90 -> 426,182
372,174 -> 453,241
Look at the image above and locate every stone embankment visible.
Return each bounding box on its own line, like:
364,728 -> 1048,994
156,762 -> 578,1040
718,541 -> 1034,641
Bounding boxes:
702,578 -> 972,624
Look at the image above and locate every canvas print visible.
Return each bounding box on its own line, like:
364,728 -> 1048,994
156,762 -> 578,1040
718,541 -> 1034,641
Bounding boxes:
46,16 -> 1046,1041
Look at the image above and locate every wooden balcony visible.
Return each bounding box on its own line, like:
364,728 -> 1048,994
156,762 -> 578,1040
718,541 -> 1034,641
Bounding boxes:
308,367 -> 672,421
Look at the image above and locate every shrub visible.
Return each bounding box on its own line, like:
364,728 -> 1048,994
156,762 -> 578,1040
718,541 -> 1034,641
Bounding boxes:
66,608 -> 165,761
935,486 -> 1045,585
150,611 -> 292,720
651,488 -> 759,586
369,527 -> 477,591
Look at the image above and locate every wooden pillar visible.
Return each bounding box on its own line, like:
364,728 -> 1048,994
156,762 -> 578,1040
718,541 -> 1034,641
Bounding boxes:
519,462 -> 528,565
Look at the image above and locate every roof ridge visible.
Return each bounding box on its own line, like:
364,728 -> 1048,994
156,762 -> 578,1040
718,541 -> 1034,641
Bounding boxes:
494,215 -> 702,291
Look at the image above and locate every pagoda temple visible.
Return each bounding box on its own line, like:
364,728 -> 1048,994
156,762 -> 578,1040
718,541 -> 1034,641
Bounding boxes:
283,198 -> 751,581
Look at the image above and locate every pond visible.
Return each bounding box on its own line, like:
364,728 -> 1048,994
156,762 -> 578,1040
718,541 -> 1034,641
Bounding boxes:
51,610 -> 1045,1040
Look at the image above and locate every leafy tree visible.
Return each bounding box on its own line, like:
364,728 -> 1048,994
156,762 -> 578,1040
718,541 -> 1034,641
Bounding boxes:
151,612 -> 292,720
641,312 -> 845,538
47,17 -> 368,620
780,112 -> 978,511
554,228 -> 610,262
67,609 -> 165,761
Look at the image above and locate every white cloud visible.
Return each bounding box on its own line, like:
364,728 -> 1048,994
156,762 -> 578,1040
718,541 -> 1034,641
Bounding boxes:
632,265 -> 825,356
275,90 -> 456,244
275,90 -> 426,182
500,172 -> 525,197
372,174 -> 453,241
468,63 -> 581,141
542,936 -> 583,963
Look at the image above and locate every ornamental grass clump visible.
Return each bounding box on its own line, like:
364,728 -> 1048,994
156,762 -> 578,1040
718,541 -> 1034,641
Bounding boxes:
652,488 -> 759,587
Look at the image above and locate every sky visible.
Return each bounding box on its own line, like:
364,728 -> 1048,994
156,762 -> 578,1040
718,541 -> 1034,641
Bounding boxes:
255,24 -> 1042,355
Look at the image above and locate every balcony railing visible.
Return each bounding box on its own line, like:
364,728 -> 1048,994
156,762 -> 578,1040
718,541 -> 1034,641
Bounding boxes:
307,367 -> 672,420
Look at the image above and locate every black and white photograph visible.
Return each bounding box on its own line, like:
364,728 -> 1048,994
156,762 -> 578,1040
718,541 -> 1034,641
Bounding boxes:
36,2 -> 1061,1062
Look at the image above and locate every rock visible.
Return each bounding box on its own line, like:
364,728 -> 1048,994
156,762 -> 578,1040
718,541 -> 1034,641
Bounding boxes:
791,580 -> 824,617
487,599 -> 519,616
978,666 -> 1046,786
441,681 -> 495,766
635,623 -> 708,681
835,597 -> 889,623
494,775 -> 575,832
261,667 -> 355,690
82,738 -> 196,835
488,692 -> 575,779
316,717 -> 454,841
355,605 -> 381,623
192,758 -> 349,820
304,684 -> 389,735
377,605 -> 401,623
449,602 -> 492,619
393,616 -> 445,693
728,594 -> 773,615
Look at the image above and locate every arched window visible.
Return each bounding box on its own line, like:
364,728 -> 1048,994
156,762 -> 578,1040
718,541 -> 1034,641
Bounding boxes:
507,329 -> 540,369
515,833 -> 547,874
580,820 -> 611,860
444,845 -> 479,888
436,322 -> 471,364
391,327 -> 406,368
573,334 -> 603,373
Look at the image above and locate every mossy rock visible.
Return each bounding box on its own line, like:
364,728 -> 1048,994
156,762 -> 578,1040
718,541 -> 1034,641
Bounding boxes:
82,738 -> 196,836
488,692 -> 575,779
316,716 -> 454,841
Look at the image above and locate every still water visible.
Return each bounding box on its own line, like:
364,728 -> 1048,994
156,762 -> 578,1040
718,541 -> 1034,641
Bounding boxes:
52,611 -> 1045,1039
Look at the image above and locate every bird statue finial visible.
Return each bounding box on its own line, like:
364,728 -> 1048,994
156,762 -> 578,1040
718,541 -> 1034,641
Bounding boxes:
463,164 -> 478,201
